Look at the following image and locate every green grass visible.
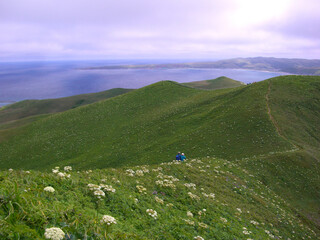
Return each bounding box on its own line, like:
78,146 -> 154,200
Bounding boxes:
0,80 -> 292,170
0,157 -> 319,239
182,76 -> 245,90
1,75 -> 320,238
0,88 -> 133,126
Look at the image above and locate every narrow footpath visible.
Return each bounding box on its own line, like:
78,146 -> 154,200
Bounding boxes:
265,80 -> 299,149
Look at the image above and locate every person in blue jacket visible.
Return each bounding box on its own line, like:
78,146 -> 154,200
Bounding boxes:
180,153 -> 186,161
176,152 -> 181,161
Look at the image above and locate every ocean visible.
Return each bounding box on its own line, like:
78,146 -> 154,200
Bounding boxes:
0,59 -> 287,106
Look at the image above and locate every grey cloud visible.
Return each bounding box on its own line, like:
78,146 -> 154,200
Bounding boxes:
0,0 -> 319,60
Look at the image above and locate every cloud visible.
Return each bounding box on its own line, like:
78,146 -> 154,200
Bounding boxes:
0,0 -> 319,61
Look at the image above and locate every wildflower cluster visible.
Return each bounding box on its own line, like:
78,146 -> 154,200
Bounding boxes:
154,196 -> 164,204
202,192 -> 215,199
184,183 -> 196,189
100,184 -> 116,193
44,186 -> 55,193
220,217 -> 228,223
183,219 -> 195,225
126,169 -> 135,176
146,209 -> 158,219
88,183 -> 116,199
52,166 -> 71,179
188,192 -> 200,200
64,166 -> 72,172
243,227 -> 252,235
44,227 -> 65,240
194,236 -> 204,240
198,209 -> 206,216
187,211 -> 193,217
136,185 -> 147,193
155,173 -> 179,189
101,215 -> 117,225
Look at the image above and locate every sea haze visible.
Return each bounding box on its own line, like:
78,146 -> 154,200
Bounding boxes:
0,60 -> 287,105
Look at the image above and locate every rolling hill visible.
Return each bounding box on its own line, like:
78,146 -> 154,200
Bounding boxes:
182,76 -> 245,90
0,88 -> 133,129
0,79 -> 294,170
0,75 -> 320,238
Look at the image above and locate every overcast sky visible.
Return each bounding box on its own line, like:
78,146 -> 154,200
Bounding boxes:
1,0 -> 319,61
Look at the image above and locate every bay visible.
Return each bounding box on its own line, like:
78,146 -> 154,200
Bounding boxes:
0,60 -> 287,105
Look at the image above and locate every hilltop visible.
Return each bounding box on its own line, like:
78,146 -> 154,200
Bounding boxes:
182,76 -> 245,90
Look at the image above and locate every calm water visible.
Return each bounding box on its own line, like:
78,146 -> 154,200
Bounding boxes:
0,60 -> 288,105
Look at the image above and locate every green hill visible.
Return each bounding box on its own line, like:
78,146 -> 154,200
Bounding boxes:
0,88 -> 133,128
182,76 -> 245,90
1,75 -> 320,238
0,79 -> 294,170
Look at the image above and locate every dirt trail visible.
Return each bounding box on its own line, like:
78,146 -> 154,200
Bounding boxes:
265,80 -> 298,149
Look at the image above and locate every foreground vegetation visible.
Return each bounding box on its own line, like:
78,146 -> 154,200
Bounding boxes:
1,156 -> 319,239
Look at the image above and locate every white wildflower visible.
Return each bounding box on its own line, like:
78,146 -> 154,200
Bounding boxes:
101,215 -> 117,225
136,170 -> 144,176
194,236 -> 204,240
126,169 -> 135,176
136,185 -> 147,193
184,183 -> 196,189
155,196 -> 164,204
44,186 -> 55,193
63,166 -> 72,172
88,184 -> 100,191
94,189 -> 105,199
146,209 -> 157,219
44,227 -> 65,240
188,192 -> 200,200
183,219 -> 195,225
57,172 -> 65,178
220,217 -> 228,223
187,211 -> 193,217
100,184 -> 116,193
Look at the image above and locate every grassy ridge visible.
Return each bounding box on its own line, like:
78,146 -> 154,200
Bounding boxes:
0,80 -> 292,170
268,75 -> 320,158
0,157 -> 319,239
182,76 -> 244,90
0,88 -> 133,127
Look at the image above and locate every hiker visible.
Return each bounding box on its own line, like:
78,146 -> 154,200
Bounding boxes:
176,152 -> 181,161
181,153 -> 186,161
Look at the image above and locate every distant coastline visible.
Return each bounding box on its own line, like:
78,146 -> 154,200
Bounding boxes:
81,57 -> 320,76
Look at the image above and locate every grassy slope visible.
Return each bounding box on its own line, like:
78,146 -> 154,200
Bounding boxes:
0,80 -> 292,170
0,158 -> 319,239
0,76 -> 320,238
182,76 -> 245,90
0,88 -> 133,127
238,75 -> 320,227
